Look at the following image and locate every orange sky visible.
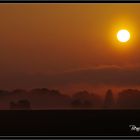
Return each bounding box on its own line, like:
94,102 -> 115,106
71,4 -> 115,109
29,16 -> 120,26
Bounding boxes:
0,4 -> 140,93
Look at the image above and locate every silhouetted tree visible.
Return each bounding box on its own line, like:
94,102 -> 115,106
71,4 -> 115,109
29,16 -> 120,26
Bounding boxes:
50,89 -> 61,96
12,89 -> 27,94
30,88 -> 50,94
0,90 -> 10,97
30,88 -> 61,96
71,90 -> 102,109
71,99 -> 92,108
117,89 -> 140,109
104,89 -> 114,109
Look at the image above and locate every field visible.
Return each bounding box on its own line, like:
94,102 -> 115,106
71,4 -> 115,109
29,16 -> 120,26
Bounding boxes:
0,110 -> 139,136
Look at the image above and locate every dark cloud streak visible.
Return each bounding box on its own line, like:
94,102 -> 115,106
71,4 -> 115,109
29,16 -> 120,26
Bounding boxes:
0,65 -> 140,89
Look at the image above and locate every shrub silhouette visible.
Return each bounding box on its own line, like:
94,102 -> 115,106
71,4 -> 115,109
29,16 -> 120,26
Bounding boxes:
10,99 -> 31,110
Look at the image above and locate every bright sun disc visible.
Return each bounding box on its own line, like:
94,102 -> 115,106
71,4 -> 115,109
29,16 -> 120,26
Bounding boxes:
117,29 -> 130,43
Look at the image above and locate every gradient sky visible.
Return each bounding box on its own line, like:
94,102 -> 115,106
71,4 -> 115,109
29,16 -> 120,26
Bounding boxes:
1,4 -> 140,93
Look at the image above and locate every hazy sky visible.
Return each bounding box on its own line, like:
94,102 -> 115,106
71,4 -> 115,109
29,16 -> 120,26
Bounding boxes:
1,4 -> 140,92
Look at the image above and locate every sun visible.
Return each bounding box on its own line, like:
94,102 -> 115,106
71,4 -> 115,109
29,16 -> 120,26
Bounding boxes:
117,29 -> 130,43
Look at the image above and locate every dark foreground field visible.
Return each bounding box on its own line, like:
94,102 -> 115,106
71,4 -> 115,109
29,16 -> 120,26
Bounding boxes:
0,110 -> 140,137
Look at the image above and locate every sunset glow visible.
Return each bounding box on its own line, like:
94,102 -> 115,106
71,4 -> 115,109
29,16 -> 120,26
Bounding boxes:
0,4 -> 140,110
